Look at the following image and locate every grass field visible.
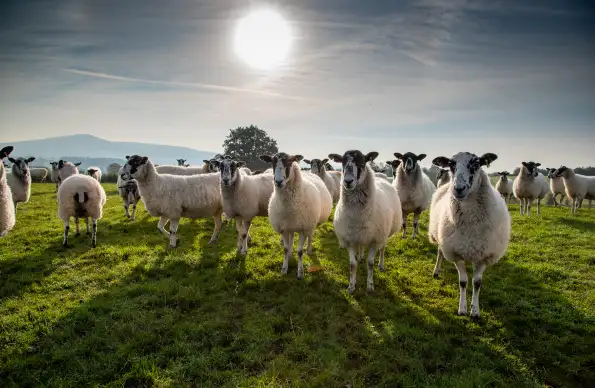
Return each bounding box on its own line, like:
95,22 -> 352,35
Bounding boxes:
0,183 -> 594,387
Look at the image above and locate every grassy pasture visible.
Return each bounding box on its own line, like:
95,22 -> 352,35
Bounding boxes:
0,183 -> 594,387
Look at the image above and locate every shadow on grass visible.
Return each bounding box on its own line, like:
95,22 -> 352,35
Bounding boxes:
559,218 -> 595,232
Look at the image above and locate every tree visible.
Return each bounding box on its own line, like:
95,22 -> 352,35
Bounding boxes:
222,125 -> 279,159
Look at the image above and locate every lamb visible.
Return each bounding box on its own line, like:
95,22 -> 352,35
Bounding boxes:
303,157 -> 342,202
57,160 -> 81,182
117,167 -> 141,220
329,150 -> 402,293
494,171 -> 514,203
49,162 -> 61,191
512,161 -> 549,216
436,168 -> 450,188
546,168 -> 567,207
390,152 -> 436,238
86,166 -> 102,182
429,152 -> 511,318
259,152 -> 332,279
121,155 -> 223,247
0,146 -> 16,237
553,166 -> 595,213
57,174 -> 107,248
7,156 -> 35,211
30,167 -> 48,183
214,157 -> 274,255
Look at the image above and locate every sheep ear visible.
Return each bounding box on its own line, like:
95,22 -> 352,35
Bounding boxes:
432,156 -> 452,168
521,161 -> 528,168
259,155 -> 272,163
328,154 -> 342,163
74,162 -> 82,167
366,152 -> 379,162
236,161 -> 246,167
203,159 -> 210,164
0,146 -> 13,159
292,155 -> 304,162
58,160 -> 64,169
417,154 -> 427,161
27,157 -> 35,163
8,157 -> 16,164
321,158 -> 329,165
393,153 -> 403,159
392,160 -> 401,167
253,170 -> 262,175
303,159 -> 311,164
479,153 -> 497,167
210,160 -> 220,167
535,162 -> 541,167
141,157 -> 148,164
125,155 -> 130,160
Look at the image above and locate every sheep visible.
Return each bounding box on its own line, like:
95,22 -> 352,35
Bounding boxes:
214,157 -> 274,255
429,152 -> 511,318
49,162 -> 61,191
30,167 -> 48,183
494,171 -> 514,203
512,161 -> 549,216
546,167 -> 567,207
259,152 -> 333,279
86,166 -> 102,182
436,168 -> 450,188
0,146 -> 16,237
303,157 -> 342,202
117,167 -> 141,220
553,166 -> 595,213
390,152 -> 436,238
121,155 -> 223,247
329,150 -> 402,293
7,156 -> 35,211
154,157 -> 222,175
57,174 -> 107,248
177,158 -> 187,166
58,160 -> 81,182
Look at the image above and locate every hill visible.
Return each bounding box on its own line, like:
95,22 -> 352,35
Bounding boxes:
1,134 -> 218,171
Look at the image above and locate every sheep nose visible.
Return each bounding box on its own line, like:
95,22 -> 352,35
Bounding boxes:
344,177 -> 354,185
274,179 -> 283,187
454,186 -> 465,194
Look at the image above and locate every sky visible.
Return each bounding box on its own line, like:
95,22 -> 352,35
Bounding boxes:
0,0 -> 594,170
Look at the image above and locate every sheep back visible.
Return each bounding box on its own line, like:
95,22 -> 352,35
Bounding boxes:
221,171 -> 274,220
58,175 -> 106,220
393,167 -> 436,213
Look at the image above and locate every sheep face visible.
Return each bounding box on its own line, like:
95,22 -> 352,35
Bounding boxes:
203,158 -> 221,172
385,159 -> 401,176
50,162 -> 59,171
259,152 -> 303,188
0,146 -> 14,179
498,171 -> 510,182
521,161 -> 541,178
8,156 -> 35,177
303,158 -> 328,176
87,168 -> 98,175
177,159 -> 187,166
553,166 -> 570,178
121,155 -> 150,181
433,152 -> 497,201
393,152 -> 426,174
436,168 -> 449,181
546,168 -> 557,179
217,158 -> 246,187
329,150 -> 378,191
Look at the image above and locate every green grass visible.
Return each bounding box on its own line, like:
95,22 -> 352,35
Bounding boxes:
0,183 -> 594,388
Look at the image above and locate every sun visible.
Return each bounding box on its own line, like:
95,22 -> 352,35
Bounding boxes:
234,9 -> 292,70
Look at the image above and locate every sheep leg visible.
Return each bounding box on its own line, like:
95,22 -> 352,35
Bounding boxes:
75,217 -> 80,236
62,219 -> 70,247
306,233 -> 313,256
537,198 -> 541,215
378,246 -> 386,272
91,218 -> 98,248
296,232 -> 307,280
131,201 -> 137,221
454,260 -> 468,316
553,194 -> 560,207
281,232 -> 294,275
208,214 -> 222,244
239,219 -> 252,256
86,218 -> 90,235
157,216 -> 170,238
412,210 -> 421,238
526,199 -> 533,216
366,246 -> 376,292
470,262 -> 486,318
347,245 -> 358,294
169,218 -> 180,248
357,245 -> 365,263
279,234 -> 284,246
433,248 -> 444,278
123,198 -> 130,218
234,217 -> 244,254
519,198 -> 525,215
578,197 -> 584,210
401,212 -> 408,238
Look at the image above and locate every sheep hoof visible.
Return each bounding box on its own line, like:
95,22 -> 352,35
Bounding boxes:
297,273 -> 303,280
306,249 -> 313,256
208,239 -> 217,245
75,232 -> 80,237
347,284 -> 356,294
378,265 -> 385,272
281,266 -> 288,275
86,231 -> 91,236
457,310 -> 468,316
91,242 -> 96,248
367,285 -> 374,293
470,311 -> 480,320
432,272 -> 440,279
62,243 -> 69,248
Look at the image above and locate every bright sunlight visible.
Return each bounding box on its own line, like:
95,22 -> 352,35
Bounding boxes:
234,9 -> 292,70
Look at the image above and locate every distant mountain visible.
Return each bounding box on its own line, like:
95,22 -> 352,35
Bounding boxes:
1,134 -> 218,172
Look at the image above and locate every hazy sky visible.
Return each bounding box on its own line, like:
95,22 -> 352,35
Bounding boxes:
0,0 -> 593,170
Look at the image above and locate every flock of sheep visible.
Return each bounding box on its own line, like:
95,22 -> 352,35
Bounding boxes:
0,145 -> 594,318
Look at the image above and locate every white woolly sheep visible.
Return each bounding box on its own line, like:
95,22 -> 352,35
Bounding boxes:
259,152 -> 332,279
429,152 -> 511,318
546,168 -> 567,207
303,157 -> 342,202
495,171 -> 514,203
374,172 -> 390,181
117,167 -> 141,220
436,168 -> 450,188
121,155 -> 223,247
214,157 -> 274,255
86,166 -> 102,182
0,146 -> 16,237
57,174 -> 107,248
553,166 -> 595,213
30,167 -> 48,183
513,161 -> 549,216
329,150 -> 402,293
58,160 -> 81,182
390,152 -> 436,238
7,156 -> 35,211
49,162 -> 61,191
